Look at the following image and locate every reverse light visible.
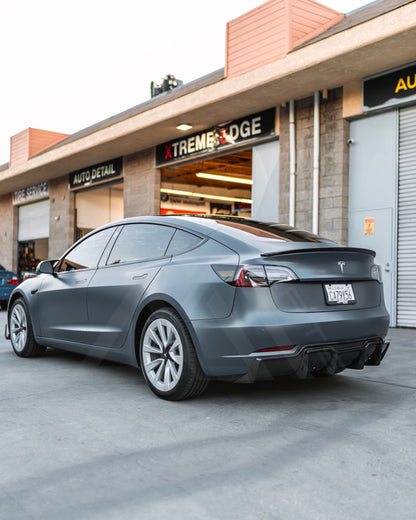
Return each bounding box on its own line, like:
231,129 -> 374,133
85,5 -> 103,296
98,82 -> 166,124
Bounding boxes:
6,278 -> 19,285
370,264 -> 383,283
212,264 -> 297,287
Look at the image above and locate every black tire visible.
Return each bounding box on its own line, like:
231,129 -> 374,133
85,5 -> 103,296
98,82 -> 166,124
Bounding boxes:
139,307 -> 209,401
9,298 -> 46,357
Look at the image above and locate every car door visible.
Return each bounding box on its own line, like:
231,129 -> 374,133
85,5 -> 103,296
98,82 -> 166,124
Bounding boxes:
86,223 -> 175,348
37,227 -> 116,343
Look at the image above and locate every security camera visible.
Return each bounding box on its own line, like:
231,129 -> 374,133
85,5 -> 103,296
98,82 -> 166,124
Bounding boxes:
347,138 -> 355,145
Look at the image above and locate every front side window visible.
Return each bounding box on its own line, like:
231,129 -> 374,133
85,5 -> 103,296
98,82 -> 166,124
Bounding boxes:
57,227 -> 115,272
107,224 -> 175,265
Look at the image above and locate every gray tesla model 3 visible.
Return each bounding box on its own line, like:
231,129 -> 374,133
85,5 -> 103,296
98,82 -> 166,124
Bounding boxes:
5,216 -> 390,400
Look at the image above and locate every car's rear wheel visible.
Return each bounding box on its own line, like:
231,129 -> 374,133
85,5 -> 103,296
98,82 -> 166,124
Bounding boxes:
10,298 -> 46,357
139,308 -> 209,400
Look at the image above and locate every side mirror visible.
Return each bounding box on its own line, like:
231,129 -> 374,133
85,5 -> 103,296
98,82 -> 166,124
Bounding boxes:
36,260 -> 58,275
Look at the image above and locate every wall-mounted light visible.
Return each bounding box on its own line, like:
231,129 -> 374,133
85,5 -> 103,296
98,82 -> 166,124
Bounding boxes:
196,172 -> 253,185
161,188 -> 252,204
176,123 -> 192,131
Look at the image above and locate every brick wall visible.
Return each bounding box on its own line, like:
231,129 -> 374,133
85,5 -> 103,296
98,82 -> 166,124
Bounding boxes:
123,149 -> 161,217
0,195 -> 18,272
48,176 -> 74,258
279,88 -> 349,244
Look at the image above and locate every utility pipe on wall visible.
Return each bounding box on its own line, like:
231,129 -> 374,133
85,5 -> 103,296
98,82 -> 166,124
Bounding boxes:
312,91 -> 320,235
289,100 -> 296,227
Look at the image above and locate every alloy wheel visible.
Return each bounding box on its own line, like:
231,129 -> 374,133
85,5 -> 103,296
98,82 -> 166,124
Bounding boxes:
142,318 -> 184,392
10,303 -> 28,353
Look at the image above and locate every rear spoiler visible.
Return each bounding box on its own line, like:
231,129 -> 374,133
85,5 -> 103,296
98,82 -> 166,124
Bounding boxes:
261,246 -> 376,257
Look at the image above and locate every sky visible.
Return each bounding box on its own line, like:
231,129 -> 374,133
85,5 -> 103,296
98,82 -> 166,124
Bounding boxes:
0,0 -> 373,165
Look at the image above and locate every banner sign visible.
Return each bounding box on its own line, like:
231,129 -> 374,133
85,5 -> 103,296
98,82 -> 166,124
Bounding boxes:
363,62 -> 416,111
156,108 -> 276,166
13,182 -> 48,205
69,157 -> 123,189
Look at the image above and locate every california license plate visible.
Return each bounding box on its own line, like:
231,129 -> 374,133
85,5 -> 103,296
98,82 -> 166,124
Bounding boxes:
324,283 -> 356,305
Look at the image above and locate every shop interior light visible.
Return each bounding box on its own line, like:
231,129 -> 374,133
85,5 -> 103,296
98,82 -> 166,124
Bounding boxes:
196,172 -> 253,185
160,188 -> 252,204
176,123 -> 193,131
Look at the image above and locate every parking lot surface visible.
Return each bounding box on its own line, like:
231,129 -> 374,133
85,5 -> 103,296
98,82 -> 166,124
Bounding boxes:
0,310 -> 415,520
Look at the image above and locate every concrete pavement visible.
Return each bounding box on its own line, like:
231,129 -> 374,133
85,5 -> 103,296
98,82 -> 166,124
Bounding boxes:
0,310 -> 415,520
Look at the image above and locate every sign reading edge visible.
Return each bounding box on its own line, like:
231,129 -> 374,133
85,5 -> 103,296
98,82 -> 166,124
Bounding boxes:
156,109 -> 276,166
70,157 -> 123,189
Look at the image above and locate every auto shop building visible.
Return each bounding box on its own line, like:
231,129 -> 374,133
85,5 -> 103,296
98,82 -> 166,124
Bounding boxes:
0,0 -> 415,327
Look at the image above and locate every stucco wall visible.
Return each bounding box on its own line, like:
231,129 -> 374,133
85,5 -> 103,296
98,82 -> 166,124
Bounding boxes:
0,195 -> 18,272
123,149 -> 161,218
49,176 -> 74,258
279,88 -> 349,244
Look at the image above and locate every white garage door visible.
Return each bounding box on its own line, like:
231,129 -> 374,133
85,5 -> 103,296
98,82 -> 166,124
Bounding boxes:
18,200 -> 50,241
397,105 -> 416,327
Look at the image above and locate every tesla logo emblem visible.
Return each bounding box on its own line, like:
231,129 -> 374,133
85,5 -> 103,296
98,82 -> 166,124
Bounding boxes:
338,261 -> 346,273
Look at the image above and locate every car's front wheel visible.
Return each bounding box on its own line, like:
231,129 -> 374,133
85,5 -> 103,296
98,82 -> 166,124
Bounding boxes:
9,298 -> 46,357
139,308 -> 209,400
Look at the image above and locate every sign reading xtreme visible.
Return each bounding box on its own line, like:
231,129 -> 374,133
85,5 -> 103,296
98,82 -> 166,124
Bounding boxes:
363,62 -> 416,111
156,109 -> 276,166
69,157 -> 123,189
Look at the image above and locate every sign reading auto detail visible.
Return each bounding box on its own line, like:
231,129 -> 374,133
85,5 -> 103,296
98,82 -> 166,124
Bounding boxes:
363,62 -> 416,111
156,108 -> 276,166
13,182 -> 49,205
69,157 -> 123,189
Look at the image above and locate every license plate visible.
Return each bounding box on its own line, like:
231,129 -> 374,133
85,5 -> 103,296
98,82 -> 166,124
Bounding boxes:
324,283 -> 356,305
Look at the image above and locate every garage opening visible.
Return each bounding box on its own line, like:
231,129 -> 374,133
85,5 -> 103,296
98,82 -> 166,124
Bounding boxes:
18,199 -> 50,279
160,149 -> 252,217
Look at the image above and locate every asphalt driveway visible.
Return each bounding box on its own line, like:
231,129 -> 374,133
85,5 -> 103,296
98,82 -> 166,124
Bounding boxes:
0,310 -> 415,520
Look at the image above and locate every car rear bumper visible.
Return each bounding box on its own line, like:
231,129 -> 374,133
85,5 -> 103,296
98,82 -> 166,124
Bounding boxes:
232,337 -> 390,382
189,288 -> 390,377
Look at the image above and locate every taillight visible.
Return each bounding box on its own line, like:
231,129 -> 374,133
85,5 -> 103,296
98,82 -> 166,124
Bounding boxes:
235,266 -> 268,287
6,278 -> 18,285
255,345 -> 295,353
212,264 -> 297,287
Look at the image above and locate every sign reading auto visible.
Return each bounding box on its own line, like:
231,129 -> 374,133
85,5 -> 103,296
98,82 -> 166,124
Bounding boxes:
70,157 -> 122,189
363,62 -> 416,111
156,109 -> 275,166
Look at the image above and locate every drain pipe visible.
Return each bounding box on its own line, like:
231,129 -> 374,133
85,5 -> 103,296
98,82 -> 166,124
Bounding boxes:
289,100 -> 296,227
312,91 -> 320,235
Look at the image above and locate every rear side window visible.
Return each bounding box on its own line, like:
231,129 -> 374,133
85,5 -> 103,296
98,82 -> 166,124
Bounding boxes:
166,229 -> 203,256
107,224 -> 175,265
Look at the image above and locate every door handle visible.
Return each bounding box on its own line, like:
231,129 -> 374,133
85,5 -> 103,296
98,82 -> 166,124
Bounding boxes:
74,279 -> 88,284
132,273 -> 148,280
385,262 -> 391,272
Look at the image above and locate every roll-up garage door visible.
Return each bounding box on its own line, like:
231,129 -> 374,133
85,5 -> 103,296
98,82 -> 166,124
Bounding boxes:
397,106 -> 416,327
18,200 -> 50,241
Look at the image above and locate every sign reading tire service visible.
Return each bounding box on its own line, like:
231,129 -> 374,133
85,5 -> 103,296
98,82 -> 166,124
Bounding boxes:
156,109 -> 276,166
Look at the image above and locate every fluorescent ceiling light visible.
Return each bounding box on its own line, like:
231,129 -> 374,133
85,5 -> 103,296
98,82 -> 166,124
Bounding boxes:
161,188 -> 252,204
196,172 -> 253,185
176,123 -> 193,131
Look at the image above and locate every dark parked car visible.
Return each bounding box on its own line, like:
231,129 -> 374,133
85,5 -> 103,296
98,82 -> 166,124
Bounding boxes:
0,264 -> 19,309
5,216 -> 390,400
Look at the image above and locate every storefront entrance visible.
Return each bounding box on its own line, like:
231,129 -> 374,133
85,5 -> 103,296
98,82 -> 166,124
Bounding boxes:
161,149 -> 253,216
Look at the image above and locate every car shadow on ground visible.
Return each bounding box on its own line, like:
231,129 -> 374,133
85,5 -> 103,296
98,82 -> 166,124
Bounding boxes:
36,346 -> 391,406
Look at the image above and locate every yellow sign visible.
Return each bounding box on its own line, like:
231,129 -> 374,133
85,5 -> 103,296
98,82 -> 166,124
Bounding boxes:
364,217 -> 375,236
395,74 -> 416,93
